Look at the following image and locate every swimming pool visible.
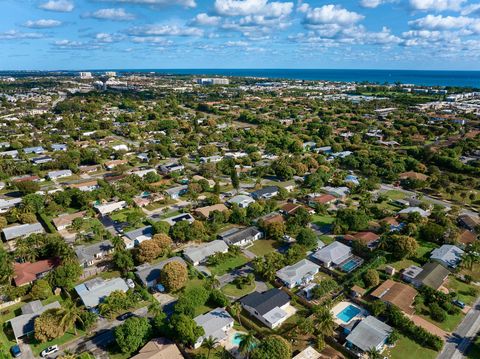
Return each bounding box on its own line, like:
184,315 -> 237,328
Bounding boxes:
231,333 -> 257,348
336,305 -> 361,323
341,260 -> 358,272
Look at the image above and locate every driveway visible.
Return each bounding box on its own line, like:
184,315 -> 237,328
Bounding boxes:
218,265 -> 254,287
18,339 -> 35,359
437,296 -> 480,359
408,314 -> 449,340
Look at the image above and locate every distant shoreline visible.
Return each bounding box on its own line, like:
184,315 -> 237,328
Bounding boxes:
2,68 -> 480,87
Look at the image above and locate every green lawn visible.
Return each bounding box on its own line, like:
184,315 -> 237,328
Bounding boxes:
207,254 -> 249,276
110,208 -> 146,223
30,328 -> 86,357
384,190 -> 407,200
248,239 -> 279,257
445,277 -> 479,306
380,258 -> 419,272
319,235 -> 334,245
460,264 -> 480,282
385,334 -> 437,359
416,302 -> 464,332
415,240 -> 438,261
311,214 -> 335,227
222,282 -> 255,298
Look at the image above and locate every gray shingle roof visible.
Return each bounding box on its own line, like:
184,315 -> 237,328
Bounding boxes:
194,308 -> 234,343
276,259 -> 320,285
219,226 -> 261,245
75,240 -> 113,264
239,288 -> 290,315
74,277 -> 129,308
183,240 -> 228,264
124,226 -> 154,241
135,257 -> 186,287
2,222 -> 44,241
312,241 -> 351,265
430,245 -> 464,267
346,316 -> 392,352
8,300 -> 61,339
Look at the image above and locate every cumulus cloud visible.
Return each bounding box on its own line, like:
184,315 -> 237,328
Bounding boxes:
127,24 -> 203,37
53,39 -> 101,49
300,4 -> 364,26
192,13 -> 222,26
0,30 -> 44,40
409,14 -> 479,32
461,4 -> 480,16
408,0 -> 465,12
359,0 -> 396,8
98,0 -> 196,8
39,0 -> 74,12
23,19 -> 63,28
214,0 -> 293,17
84,8 -> 135,21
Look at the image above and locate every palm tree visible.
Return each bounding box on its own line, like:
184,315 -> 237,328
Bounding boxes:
52,300 -> 84,335
205,274 -> 220,290
202,336 -> 218,359
230,302 -> 242,326
314,306 -> 335,337
367,347 -> 382,359
237,332 -> 259,359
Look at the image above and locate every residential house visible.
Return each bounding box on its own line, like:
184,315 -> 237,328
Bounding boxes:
130,338 -> 184,359
165,185 -> 188,200
23,146 -> 45,154
403,262 -> 450,290
0,150 -> 19,158
75,240 -> 114,268
135,257 -> 186,288
75,277 -> 129,308
69,180 -> 99,192
123,226 -> 154,249
104,159 -> 128,170
0,197 -> 22,214
47,169 -> 73,180
51,143 -> 67,152
193,308 -> 234,348
370,279 -> 417,315
239,288 -> 292,329
2,222 -> 45,243
32,156 -> 53,165
131,168 -> 157,178
344,232 -> 380,249
8,300 -> 61,341
458,214 -> 480,231
308,194 -> 336,207
164,213 -> 195,226
227,194 -> 255,208
292,347 -> 322,359
345,316 -> 392,354
183,240 -> 229,266
312,241 -> 352,268
200,155 -> 223,163
52,211 -> 87,231
159,162 -> 184,174
322,186 -> 350,199
430,244 -> 464,268
398,207 -> 430,218
94,200 -> 127,216
258,212 -> 285,225
13,259 -> 58,286
276,259 -> 320,289
345,174 -> 360,186
194,204 -> 229,219
458,230 -> 477,247
251,186 -> 279,200
218,226 -> 262,246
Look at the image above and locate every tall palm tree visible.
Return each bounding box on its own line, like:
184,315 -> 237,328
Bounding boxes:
230,302 -> 242,326
314,306 -> 335,337
52,300 -> 84,335
367,347 -> 382,359
202,336 -> 218,359
237,332 -> 259,359
205,274 -> 220,290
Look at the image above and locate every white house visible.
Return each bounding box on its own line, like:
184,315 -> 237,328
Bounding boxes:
94,201 -> 127,216
276,259 -> 320,289
193,308 -> 234,349
239,289 -> 292,329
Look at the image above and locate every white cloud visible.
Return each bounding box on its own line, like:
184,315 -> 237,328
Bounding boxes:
39,0 -> 74,12
359,0 -> 396,8
53,39 -> 101,49
131,37 -> 173,45
214,0 -> 293,17
409,14 -> 479,31
409,0 -> 465,12
23,19 -> 63,28
0,30 -> 44,40
86,8 -> 135,21
99,0 -> 196,8
94,32 -> 124,42
461,4 -> 480,16
301,4 -> 364,26
128,24 -> 204,37
193,13 -> 222,26
225,40 -> 249,46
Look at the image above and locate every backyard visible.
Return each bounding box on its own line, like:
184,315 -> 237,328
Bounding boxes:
385,334 -> 437,359
247,239 -> 279,257
207,254 -> 250,276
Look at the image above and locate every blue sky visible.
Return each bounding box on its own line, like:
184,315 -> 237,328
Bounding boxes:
1,0 -> 480,70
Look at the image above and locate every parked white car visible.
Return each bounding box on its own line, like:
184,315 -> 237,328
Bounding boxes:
126,278 -> 135,289
40,345 -> 58,357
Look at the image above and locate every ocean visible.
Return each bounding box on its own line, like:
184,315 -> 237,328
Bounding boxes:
120,69 -> 480,88
2,68 -> 480,88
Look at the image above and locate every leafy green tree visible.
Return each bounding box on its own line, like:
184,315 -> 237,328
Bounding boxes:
363,269 -> 380,287
113,250 -> 134,273
49,261 -> 82,290
296,228 -> 317,249
114,317 -> 152,354
238,332 -> 259,359
168,313 -> 205,346
160,261 -> 188,292
251,335 -> 291,359
30,279 -> 52,300
34,309 -> 62,342
51,299 -> 84,335
0,247 -> 13,284
313,306 -> 335,337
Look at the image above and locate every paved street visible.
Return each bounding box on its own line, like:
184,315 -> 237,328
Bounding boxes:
437,297 -> 480,359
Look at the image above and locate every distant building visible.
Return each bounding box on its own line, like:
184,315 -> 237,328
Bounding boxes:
196,78 -> 230,85
94,200 -> 126,216
227,194 -> 255,208
79,72 -> 93,79
218,226 -> 262,246
75,277 -> 129,308
47,169 -> 72,180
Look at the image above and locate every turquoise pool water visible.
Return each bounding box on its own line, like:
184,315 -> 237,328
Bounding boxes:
341,259 -> 359,272
337,305 -> 361,323
231,333 -> 257,348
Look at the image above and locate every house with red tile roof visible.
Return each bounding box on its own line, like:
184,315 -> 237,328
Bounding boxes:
13,258 -> 58,286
